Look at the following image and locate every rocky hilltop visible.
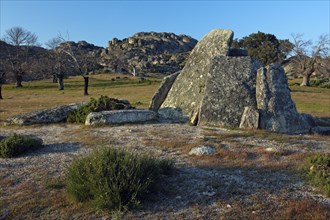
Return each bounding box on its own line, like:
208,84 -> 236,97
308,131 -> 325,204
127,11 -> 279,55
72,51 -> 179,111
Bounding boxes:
1,32 -> 197,82
57,40 -> 103,55
101,32 -> 198,74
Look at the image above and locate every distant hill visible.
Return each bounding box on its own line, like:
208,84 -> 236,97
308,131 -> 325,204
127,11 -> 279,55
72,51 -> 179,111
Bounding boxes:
100,32 -> 198,74
0,32 -> 198,82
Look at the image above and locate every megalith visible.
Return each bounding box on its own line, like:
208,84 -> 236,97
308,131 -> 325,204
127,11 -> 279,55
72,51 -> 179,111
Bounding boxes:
155,28 -> 317,134
161,29 -> 234,124
256,64 -> 314,134
198,56 -> 261,127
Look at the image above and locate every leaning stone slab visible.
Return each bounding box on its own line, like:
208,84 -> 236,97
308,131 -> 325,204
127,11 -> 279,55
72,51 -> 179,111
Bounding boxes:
198,56 -> 261,127
5,102 -> 85,125
149,71 -> 180,111
85,109 -> 157,125
256,64 -> 314,134
161,29 -> 234,124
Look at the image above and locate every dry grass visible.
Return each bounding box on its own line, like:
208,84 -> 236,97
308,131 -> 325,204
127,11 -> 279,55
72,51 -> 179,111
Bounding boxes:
289,79 -> 330,118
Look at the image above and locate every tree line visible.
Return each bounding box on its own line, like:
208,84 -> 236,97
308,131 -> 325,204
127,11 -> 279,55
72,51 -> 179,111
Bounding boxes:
0,26 -> 329,100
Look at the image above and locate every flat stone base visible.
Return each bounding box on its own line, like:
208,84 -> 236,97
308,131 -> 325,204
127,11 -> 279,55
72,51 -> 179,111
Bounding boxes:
85,109 -> 157,125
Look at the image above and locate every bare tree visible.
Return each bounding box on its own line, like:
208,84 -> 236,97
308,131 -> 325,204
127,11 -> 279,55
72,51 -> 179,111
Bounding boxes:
45,37 -> 66,89
2,26 -> 39,87
0,62 -> 5,99
57,36 -> 99,96
290,33 -> 329,86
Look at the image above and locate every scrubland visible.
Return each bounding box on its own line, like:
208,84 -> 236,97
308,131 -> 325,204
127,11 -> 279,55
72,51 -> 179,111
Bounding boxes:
0,74 -> 329,219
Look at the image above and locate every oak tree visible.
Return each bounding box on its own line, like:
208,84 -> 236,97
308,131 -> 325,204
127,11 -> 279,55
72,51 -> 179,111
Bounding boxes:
2,26 -> 39,87
290,33 -> 329,86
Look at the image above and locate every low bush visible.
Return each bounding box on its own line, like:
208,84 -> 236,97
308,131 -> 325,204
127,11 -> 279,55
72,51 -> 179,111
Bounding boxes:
66,95 -> 134,123
0,133 -> 43,158
302,153 -> 330,197
310,79 -> 330,89
66,147 -> 173,211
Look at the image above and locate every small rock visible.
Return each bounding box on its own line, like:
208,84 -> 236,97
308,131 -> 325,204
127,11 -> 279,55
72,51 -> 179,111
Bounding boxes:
265,147 -> 275,152
189,145 -> 216,156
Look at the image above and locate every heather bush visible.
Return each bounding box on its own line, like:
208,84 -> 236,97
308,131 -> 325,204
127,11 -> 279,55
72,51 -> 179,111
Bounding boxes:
66,147 -> 173,211
66,95 -> 133,123
0,133 -> 43,158
302,153 -> 330,197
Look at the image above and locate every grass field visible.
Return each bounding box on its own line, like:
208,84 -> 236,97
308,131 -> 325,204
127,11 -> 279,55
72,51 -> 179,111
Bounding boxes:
289,79 -> 330,118
0,74 -> 329,123
0,74 -> 162,123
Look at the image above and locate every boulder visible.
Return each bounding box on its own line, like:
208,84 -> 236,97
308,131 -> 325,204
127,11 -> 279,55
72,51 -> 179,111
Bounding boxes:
198,56 -> 261,127
161,29 -> 234,124
5,102 -> 85,125
85,109 -> 157,125
149,71 -> 180,111
256,64 -> 314,134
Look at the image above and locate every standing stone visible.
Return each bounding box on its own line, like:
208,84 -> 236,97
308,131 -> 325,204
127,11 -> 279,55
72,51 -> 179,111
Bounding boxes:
161,29 -> 234,124
239,107 -> 260,129
198,56 -> 261,127
256,64 -> 314,134
149,71 -> 180,111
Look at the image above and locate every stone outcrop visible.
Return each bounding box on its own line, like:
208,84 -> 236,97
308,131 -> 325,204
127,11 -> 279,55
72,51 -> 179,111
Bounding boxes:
5,103 -> 85,125
101,32 -> 198,74
85,109 -> 157,125
149,71 -> 180,111
59,40 -> 103,53
256,64 -> 315,134
161,29 -> 234,124
198,56 -> 261,127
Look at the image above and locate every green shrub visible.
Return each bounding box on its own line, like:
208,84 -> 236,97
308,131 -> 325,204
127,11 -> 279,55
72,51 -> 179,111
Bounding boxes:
310,79 -> 330,89
0,133 -> 43,158
66,95 -> 133,123
302,153 -> 330,197
66,147 -> 173,211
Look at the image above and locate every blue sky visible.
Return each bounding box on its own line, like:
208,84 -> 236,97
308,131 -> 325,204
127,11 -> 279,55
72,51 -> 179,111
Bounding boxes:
1,0 -> 329,47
